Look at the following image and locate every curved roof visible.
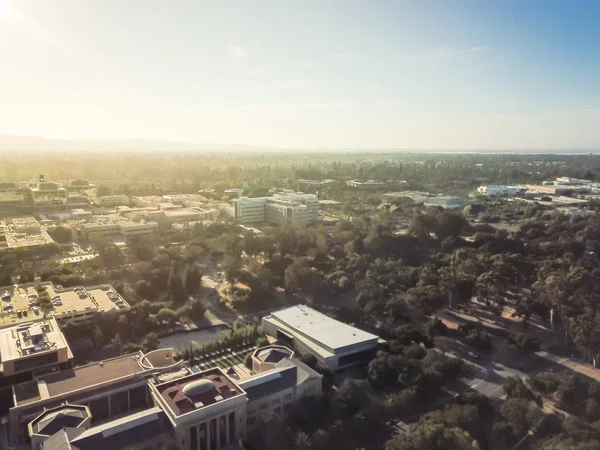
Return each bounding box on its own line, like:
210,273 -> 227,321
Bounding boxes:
182,379 -> 214,396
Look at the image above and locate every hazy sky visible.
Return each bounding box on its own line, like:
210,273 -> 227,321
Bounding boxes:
1,0 -> 600,149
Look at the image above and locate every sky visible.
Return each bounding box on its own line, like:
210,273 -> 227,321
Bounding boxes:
1,0 -> 600,150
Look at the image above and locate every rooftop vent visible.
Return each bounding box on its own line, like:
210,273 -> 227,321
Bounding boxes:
214,395 -> 223,402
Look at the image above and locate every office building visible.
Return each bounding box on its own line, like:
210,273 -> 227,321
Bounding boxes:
262,305 -> 379,371
0,181 -> 25,209
96,195 -> 130,207
0,317 -> 73,379
346,180 -> 386,188
234,194 -> 319,226
8,345 -> 323,450
477,185 -> 520,196
69,215 -> 158,241
24,178 -> 68,209
240,357 -> 322,430
0,217 -> 56,249
423,196 -> 469,209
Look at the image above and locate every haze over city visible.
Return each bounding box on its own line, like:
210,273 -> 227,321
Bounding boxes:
2,0 -> 600,150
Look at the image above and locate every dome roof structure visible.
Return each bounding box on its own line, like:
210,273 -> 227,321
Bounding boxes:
182,379 -> 214,396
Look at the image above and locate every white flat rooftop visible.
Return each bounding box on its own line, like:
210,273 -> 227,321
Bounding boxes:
268,305 -> 378,353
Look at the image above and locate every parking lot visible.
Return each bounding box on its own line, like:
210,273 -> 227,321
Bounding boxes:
50,287 -> 97,318
87,286 -> 128,312
0,282 -> 129,326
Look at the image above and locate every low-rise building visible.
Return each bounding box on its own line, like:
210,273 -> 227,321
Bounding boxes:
0,282 -> 129,327
8,345 -> 324,450
234,194 -> 319,226
240,357 -> 322,430
262,305 -> 379,371
555,177 -> 591,185
0,217 -> 56,249
477,185 -> 520,196
423,196 -> 469,209
69,215 -> 158,241
297,179 -> 335,186
0,317 -> 73,379
96,195 -> 130,207
346,180 -> 386,188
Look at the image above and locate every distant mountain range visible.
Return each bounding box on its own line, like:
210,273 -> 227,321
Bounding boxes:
0,135 -> 598,154
0,135 -> 269,153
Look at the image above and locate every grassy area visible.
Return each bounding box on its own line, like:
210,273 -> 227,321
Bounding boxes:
198,347 -> 255,370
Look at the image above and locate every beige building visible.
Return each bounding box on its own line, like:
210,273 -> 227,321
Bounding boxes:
240,357 -> 322,430
262,305 -> 379,371
0,317 -> 73,378
234,194 -> 319,226
151,368 -> 248,450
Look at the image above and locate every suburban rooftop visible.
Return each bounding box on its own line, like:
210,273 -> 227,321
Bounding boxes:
266,305 -> 378,353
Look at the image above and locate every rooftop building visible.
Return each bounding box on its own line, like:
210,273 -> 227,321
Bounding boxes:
96,195 -> 129,207
262,305 -> 379,370
0,217 -> 56,249
68,215 -> 158,241
0,317 -> 73,378
0,282 -> 129,328
10,346 -> 322,450
423,196 -> 469,209
555,177 -> 592,185
250,345 -> 294,373
477,185 -> 520,196
234,194 -> 319,226
382,191 -> 429,204
346,179 -> 386,188
297,179 -> 335,186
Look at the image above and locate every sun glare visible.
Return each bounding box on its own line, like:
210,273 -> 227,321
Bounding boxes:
0,0 -> 12,18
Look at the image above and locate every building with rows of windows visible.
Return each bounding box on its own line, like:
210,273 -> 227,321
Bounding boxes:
3,342 -> 322,450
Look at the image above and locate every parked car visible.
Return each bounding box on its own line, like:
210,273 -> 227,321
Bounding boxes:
466,351 -> 480,360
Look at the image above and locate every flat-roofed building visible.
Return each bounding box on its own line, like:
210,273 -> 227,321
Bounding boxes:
240,357 -> 322,430
69,215 -> 158,241
10,346 -> 322,449
0,217 -> 56,249
0,181 -> 25,208
0,317 -> 73,379
150,367 -> 248,450
25,182 -> 68,209
423,196 -> 469,209
477,185 -> 520,196
262,305 -> 379,371
10,352 -> 160,444
346,179 -> 386,188
28,403 -> 92,449
118,220 -> 158,238
96,195 -> 130,207
234,194 -> 319,226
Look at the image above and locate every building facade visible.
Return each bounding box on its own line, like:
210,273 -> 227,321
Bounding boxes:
477,185 -> 519,196
262,305 -> 379,371
234,194 -> 319,226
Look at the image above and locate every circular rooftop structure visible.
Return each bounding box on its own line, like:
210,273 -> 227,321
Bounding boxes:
182,379 -> 214,396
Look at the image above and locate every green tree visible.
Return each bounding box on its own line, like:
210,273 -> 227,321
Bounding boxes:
169,275 -> 186,306
503,376 -> 529,398
156,308 -> 178,325
49,226 -> 72,244
185,268 -> 202,295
